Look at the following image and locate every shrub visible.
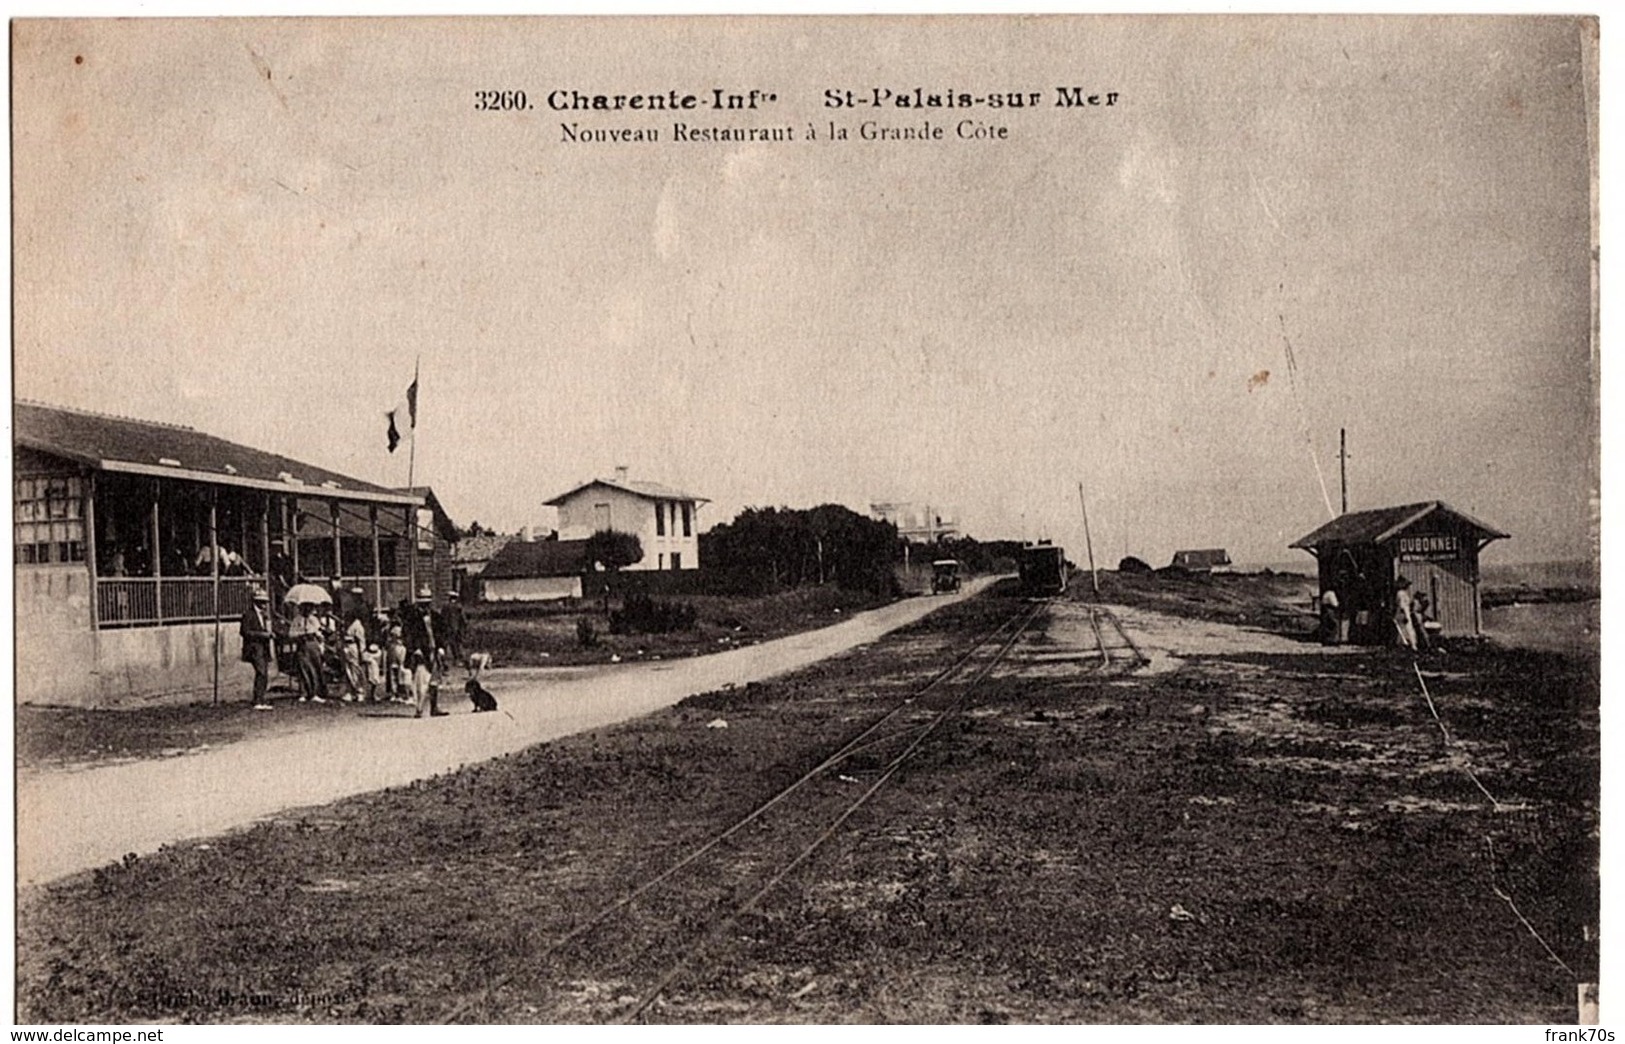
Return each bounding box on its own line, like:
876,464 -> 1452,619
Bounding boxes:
609,593 -> 698,635
575,617 -> 598,647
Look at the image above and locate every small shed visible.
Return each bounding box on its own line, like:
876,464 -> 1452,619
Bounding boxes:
482,539 -> 589,602
1169,549 -> 1231,573
1290,501 -> 1508,642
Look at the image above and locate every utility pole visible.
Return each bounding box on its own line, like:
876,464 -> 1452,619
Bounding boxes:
1338,428 -> 1349,515
1077,482 -> 1100,596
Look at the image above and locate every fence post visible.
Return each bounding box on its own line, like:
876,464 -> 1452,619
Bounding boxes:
210,487 -> 221,706
84,470 -> 99,630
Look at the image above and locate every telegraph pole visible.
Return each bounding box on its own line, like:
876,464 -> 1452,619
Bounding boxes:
1077,482 -> 1100,596
1338,428 -> 1349,515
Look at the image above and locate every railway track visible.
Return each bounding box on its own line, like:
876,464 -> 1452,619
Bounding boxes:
443,596 -> 1050,1024
1084,602 -> 1149,671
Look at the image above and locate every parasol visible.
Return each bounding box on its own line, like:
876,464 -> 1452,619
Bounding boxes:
283,583 -> 333,606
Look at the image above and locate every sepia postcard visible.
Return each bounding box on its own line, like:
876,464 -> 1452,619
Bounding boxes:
9,15 -> 1602,1029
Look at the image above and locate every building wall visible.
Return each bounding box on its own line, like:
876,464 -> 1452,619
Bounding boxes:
15,563 -> 97,705
93,623 -> 245,706
1389,515 -> 1484,637
15,562 -> 246,707
483,576 -> 583,602
555,485 -> 700,571
1396,556 -> 1480,638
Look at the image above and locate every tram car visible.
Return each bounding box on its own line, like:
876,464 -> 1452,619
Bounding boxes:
1018,542 -> 1069,596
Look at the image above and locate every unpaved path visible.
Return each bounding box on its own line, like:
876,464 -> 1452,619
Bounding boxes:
17,581 -> 998,888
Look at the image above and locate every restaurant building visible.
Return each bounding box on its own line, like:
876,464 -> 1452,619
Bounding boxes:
14,402 -> 441,707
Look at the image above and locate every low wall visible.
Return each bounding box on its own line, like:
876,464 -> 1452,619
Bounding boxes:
484,576 -> 583,602
92,624 -> 246,707
16,564 -> 250,707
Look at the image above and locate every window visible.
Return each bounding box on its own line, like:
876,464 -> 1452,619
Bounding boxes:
658,552 -> 665,569
681,502 -> 692,537
417,508 -> 436,551
15,475 -> 86,564
655,501 -> 666,536
671,551 -> 682,570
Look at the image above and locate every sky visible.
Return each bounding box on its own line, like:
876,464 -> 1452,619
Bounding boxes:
10,16 -> 1598,567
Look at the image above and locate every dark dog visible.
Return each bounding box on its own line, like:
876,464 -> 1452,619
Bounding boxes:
465,677 -> 499,713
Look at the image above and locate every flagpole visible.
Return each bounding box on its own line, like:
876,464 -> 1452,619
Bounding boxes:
407,355 -> 420,599
407,355 -> 420,493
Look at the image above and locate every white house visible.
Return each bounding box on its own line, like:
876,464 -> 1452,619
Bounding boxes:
871,501 -> 959,542
545,468 -> 707,571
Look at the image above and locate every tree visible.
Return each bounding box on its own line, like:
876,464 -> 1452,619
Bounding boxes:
585,529 -> 644,572
583,529 -> 644,614
699,505 -> 900,597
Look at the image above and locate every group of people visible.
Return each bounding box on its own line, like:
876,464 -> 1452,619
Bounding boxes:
1318,575 -> 1436,651
238,584 -> 469,719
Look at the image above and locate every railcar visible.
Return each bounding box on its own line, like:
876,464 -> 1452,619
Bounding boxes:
1018,543 -> 1069,596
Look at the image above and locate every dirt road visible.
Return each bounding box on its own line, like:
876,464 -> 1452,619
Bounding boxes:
16,580 -> 997,888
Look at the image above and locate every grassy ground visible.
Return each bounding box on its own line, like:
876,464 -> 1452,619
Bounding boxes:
16,696 -> 357,772
1093,569 -> 1320,634
466,585 -> 893,668
16,576 -> 1597,1023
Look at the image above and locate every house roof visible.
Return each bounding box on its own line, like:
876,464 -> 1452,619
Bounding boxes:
543,477 -> 709,507
1170,549 -> 1232,568
453,533 -> 513,564
483,539 -> 590,580
392,486 -> 460,541
15,401 -> 420,506
1290,501 -> 1509,550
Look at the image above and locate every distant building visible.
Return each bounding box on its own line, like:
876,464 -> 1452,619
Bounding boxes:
481,539 -> 588,602
871,501 -> 959,542
1290,500 -> 1509,641
13,401 -> 442,707
1168,548 -> 1232,573
545,467 -> 706,571
451,532 -> 514,601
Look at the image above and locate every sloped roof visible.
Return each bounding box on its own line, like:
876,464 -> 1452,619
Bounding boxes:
1290,501 -> 1509,549
392,485 -> 460,541
453,533 -> 513,564
483,539 -> 590,579
544,476 -> 708,507
1171,548 -> 1232,568
15,401 -> 419,506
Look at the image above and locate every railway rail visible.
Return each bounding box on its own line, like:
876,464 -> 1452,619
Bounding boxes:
444,595 -> 1050,1024
1083,603 -> 1149,671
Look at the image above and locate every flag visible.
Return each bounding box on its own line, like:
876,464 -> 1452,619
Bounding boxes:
386,410 -> 401,453
406,375 -> 419,429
